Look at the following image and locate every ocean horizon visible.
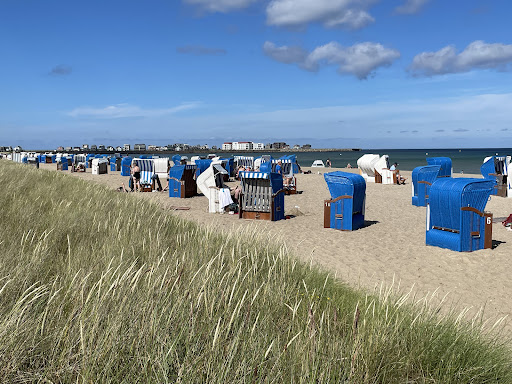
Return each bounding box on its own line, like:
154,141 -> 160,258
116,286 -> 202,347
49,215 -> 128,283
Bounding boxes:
176,147 -> 512,175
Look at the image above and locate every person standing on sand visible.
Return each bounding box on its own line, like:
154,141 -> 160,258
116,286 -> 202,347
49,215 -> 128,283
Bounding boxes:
275,160 -> 282,175
326,158 -> 332,167
130,162 -> 141,192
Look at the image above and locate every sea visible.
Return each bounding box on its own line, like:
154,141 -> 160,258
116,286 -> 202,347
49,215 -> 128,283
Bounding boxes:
291,148 -> 512,174
178,148 -> 512,175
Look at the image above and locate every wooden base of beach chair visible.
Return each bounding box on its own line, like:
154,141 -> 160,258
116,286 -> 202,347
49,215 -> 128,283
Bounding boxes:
141,184 -> 153,192
324,196 -> 355,231
484,212 -> 493,249
284,178 -> 297,195
240,211 -> 271,221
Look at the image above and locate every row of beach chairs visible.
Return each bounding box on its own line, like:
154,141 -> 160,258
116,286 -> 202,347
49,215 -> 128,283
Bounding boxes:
9,151 -> 507,253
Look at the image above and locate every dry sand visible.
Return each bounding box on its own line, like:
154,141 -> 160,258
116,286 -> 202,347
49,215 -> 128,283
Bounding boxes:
39,163 -> 512,334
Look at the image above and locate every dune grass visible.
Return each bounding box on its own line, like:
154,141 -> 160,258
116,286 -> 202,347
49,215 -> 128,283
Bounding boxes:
0,160 -> 511,383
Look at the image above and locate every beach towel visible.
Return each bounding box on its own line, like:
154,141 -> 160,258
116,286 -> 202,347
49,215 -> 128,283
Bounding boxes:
218,188 -> 233,209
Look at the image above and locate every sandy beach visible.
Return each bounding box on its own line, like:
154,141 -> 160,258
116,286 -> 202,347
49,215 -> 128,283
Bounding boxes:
39,162 -> 512,334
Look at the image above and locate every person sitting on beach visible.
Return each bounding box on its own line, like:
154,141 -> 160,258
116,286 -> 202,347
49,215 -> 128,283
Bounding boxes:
395,169 -> 406,185
275,160 -> 282,176
275,160 -> 291,187
236,166 -> 245,180
230,185 -> 242,204
390,162 -> 398,171
117,183 -> 131,192
281,161 -> 294,187
76,162 -> 86,172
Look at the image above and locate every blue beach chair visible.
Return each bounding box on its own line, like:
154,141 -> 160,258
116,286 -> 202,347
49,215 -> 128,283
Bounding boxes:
323,172 -> 366,231
110,156 -> 122,172
411,165 -> 441,207
426,157 -> 452,178
195,159 -> 213,178
58,157 -> 69,171
169,164 -> 198,198
120,157 -> 132,176
426,178 -> 494,252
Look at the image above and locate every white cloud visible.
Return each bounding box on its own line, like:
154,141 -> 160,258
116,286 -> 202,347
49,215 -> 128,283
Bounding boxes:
183,0 -> 257,13
266,0 -> 376,29
68,103 -> 199,119
395,0 -> 429,14
263,41 -> 307,64
410,40 -> 512,76
264,41 -> 400,79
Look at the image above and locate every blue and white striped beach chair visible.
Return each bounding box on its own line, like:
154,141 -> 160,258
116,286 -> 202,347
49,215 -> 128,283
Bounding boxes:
133,158 -> 156,191
272,157 -> 298,194
239,171 -> 285,221
235,156 -> 254,170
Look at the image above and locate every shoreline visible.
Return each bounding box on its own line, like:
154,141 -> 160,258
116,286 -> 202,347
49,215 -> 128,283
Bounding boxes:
4,148 -> 362,155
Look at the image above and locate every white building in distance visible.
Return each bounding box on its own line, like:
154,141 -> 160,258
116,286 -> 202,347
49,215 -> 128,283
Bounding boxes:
223,141 -> 264,150
233,142 -> 252,150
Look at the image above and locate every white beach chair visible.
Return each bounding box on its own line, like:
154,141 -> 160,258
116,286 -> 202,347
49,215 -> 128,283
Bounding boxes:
197,164 -> 232,213
91,158 -> 108,175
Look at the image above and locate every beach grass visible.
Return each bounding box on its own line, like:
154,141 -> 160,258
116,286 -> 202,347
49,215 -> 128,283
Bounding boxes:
0,160 -> 511,383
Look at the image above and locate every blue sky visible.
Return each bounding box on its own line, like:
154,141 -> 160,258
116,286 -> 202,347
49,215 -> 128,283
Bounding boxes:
1,0 -> 512,149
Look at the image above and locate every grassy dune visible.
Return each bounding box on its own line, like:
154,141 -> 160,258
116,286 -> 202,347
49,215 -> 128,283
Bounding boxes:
0,160 -> 511,383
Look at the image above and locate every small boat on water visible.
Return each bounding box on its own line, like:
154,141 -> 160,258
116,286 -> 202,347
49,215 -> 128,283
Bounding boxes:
311,160 -> 325,167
